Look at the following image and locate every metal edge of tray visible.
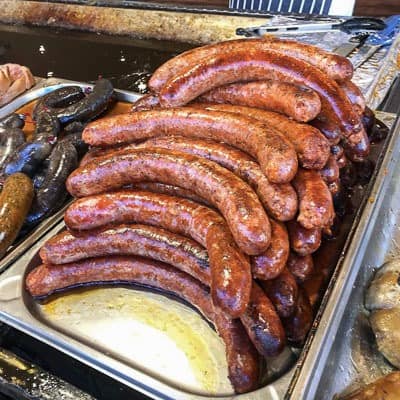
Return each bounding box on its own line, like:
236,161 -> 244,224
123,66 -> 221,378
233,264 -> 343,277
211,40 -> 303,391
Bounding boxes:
0,78 -> 141,275
288,113 -> 400,399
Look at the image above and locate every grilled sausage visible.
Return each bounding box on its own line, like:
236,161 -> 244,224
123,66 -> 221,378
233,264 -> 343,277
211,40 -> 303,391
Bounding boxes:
320,155 -> 340,184
292,168 -> 334,230
148,38 -> 352,92
260,267 -> 299,318
339,80 -> 366,115
343,127 -> 370,162
82,107 -> 298,184
251,220 -> 289,280
287,252 -> 314,284
197,80 -> 321,122
330,144 -> 344,160
287,221 -> 322,256
158,49 -> 361,137
0,126 -> 25,168
130,93 -> 160,112
0,173 -> 33,258
64,190 -> 252,318
309,116 -> 342,145
25,256 -> 260,394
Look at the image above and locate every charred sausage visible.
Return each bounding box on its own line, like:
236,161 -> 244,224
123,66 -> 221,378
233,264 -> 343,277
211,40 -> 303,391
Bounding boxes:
287,220 -> 322,256
287,252 -> 314,284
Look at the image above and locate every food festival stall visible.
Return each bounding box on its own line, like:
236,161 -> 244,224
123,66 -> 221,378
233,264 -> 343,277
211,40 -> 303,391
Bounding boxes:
0,1 -> 399,399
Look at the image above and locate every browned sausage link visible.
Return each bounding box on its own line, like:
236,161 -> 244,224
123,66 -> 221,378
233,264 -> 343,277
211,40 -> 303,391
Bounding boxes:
292,168 -> 334,230
67,148 -> 271,256
287,252 -> 314,284
287,221 -> 322,256
25,256 -> 260,394
64,190 -> 252,318
343,127 -> 370,162
39,225 -> 211,283
336,152 -> 348,169
130,93 -> 160,112
158,50 -> 361,137
148,38 -> 352,92
260,267 -> 299,318
82,107 -> 298,184
194,103 -> 330,170
339,80 -> 366,115
281,288 -> 313,346
301,269 -> 326,309
330,144 -> 344,160
320,155 -> 340,184
328,180 -> 341,196
197,80 -> 321,122
251,219 -> 289,280
240,282 -> 286,357
79,137 -> 297,221
309,115 -> 342,145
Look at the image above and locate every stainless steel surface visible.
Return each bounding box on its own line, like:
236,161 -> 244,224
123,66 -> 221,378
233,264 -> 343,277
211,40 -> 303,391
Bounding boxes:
290,111 -> 400,399
0,78 -> 140,274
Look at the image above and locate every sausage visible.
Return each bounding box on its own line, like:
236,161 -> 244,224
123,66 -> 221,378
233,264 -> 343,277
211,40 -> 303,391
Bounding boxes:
148,38 -> 352,92
309,116 -> 342,145
158,49 -> 361,137
343,127 -> 370,162
282,288 -> 313,345
24,141 -> 78,229
362,106 -> 375,133
60,131 -> 88,158
251,219 -> 289,280
337,153 -> 348,169
0,126 -> 25,168
25,256 -> 260,394
320,155 -> 340,184
287,252 -> 314,284
80,137 -> 298,221
130,93 -> 160,112
240,282 -> 286,357
193,103 -> 330,170
339,80 -> 366,115
260,267 -> 299,318
197,80 -> 321,122
0,173 -> 33,258
82,107 -> 298,184
65,190 -> 252,318
328,180 -> 341,196
0,113 -> 25,129
292,168 -> 335,230
330,144 -> 344,160
287,220 -> 322,256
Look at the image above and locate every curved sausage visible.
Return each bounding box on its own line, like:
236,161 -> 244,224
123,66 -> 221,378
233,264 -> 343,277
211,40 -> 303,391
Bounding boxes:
197,80 -> 321,122
159,49 -> 361,137
67,148 -> 271,256
0,113 -> 25,129
148,38 -> 352,92
339,80 -> 366,115
309,116 -> 342,145
82,107 -> 298,184
287,221 -> 322,256
0,173 -> 33,258
292,169 -> 334,230
0,126 -> 25,168
193,103 -> 330,170
25,256 -> 260,394
287,252 -> 314,284
64,190 -> 252,318
320,155 -> 340,184
343,127 -> 370,162
330,144 -> 344,160
251,219 -> 289,280
260,268 -> 299,318
130,93 -> 160,112
362,106 -> 375,133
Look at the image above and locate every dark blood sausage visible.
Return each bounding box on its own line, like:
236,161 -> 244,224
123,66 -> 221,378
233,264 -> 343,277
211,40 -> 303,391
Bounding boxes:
25,256 -> 260,394
292,169 -> 335,230
0,173 -> 33,258
282,288 -> 313,346
260,268 -> 299,318
195,103 -> 330,170
40,225 -> 210,283
339,80 -> 366,115
80,138 -> 297,221
131,93 -> 160,112
240,282 -> 286,357
158,49 -> 361,137
66,148 -> 271,256
61,131 -> 88,158
310,116 -> 342,145
251,219 -> 289,280
0,113 -> 25,129
287,221 -> 322,256
82,107 -> 298,184
24,141 -> 78,228
0,126 -> 25,168
343,127 -> 370,162
197,80 -> 321,122
64,190 -> 252,318
287,252 -> 314,284
320,155 -> 339,184
148,38 -> 352,92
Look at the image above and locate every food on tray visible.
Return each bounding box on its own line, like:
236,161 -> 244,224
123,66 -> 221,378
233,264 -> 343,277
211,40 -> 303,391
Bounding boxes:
339,372 -> 400,400
366,259 -> 400,368
0,64 -> 35,107
26,37 -> 386,393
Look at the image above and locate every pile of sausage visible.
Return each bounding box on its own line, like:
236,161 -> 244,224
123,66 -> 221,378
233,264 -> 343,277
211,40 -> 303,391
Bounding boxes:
0,80 -> 114,259
26,37 -> 379,393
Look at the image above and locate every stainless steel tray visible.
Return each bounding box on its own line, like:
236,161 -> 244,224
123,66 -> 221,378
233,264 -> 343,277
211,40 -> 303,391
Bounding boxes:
0,78 -> 140,274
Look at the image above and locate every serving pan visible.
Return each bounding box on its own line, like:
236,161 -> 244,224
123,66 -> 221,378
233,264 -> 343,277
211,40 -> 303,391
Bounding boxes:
0,78 -> 140,274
